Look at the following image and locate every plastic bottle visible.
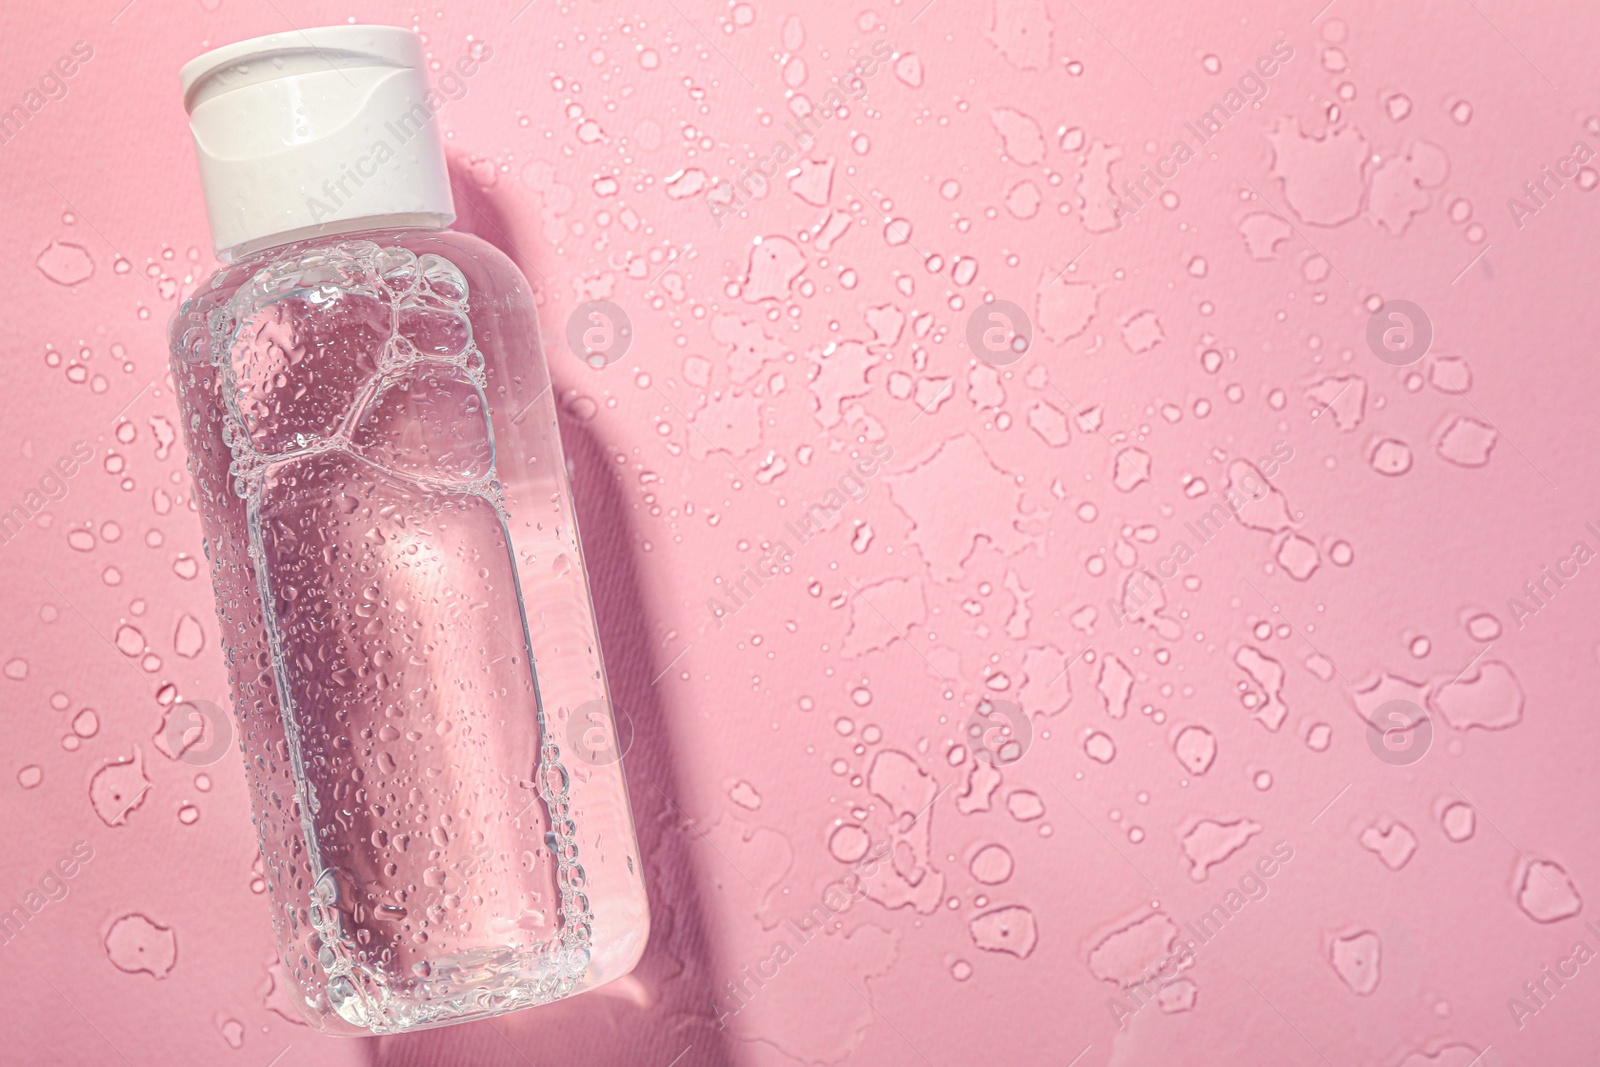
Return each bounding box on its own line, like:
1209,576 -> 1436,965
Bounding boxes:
169,25 -> 647,1034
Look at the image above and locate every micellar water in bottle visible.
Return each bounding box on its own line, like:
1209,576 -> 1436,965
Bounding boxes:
169,25 -> 648,1034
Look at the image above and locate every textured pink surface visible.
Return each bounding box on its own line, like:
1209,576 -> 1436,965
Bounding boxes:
3,2 -> 1598,1065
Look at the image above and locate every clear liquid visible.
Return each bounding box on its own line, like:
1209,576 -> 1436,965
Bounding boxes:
170,229 -> 647,1034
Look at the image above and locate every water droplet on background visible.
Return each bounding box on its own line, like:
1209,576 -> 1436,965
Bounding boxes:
36,240 -> 95,285
1331,930 -> 1382,995
968,843 -> 1015,885
969,905 -> 1038,957
104,913 -> 177,978
1439,802 -> 1475,842
1516,860 -> 1582,922
90,750 -> 152,826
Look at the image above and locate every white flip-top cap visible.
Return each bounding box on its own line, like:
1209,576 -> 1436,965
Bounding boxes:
181,25 -> 456,258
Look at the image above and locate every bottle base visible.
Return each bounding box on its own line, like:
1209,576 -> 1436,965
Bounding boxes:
300,917 -> 649,1035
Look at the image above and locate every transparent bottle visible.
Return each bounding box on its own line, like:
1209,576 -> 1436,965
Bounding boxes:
170,27 -> 647,1034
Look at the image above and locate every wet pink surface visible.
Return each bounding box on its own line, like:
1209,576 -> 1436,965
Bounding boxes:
2,2 -> 1598,1065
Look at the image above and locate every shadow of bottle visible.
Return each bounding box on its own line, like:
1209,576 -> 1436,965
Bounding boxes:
361,165 -> 739,1067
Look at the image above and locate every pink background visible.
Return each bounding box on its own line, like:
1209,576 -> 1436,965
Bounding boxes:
3,1 -> 1599,1064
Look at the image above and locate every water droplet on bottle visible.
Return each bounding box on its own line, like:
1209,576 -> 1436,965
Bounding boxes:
327,974 -> 370,1025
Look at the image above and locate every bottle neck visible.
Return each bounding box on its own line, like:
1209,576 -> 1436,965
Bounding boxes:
220,211 -> 452,262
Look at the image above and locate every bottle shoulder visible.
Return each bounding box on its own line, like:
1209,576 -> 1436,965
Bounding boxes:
173,227 -> 534,356
186,227 -> 528,302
